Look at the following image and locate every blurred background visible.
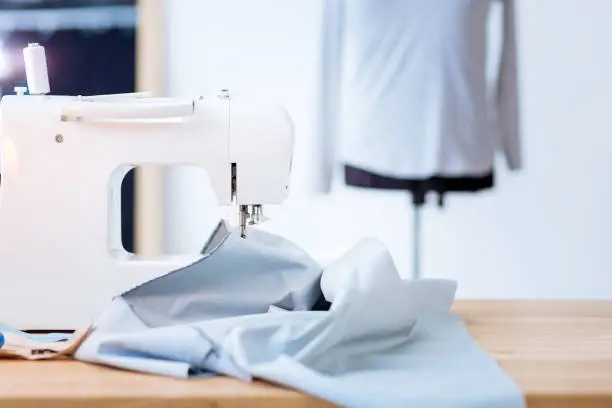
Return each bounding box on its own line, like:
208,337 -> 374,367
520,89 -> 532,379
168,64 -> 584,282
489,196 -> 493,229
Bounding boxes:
2,0 -> 612,300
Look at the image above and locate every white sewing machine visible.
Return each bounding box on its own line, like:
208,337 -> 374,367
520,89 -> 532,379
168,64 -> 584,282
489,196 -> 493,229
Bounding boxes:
0,44 -> 294,329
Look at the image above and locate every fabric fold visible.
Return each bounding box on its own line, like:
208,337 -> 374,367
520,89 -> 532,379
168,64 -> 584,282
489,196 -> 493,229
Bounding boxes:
72,235 -> 524,408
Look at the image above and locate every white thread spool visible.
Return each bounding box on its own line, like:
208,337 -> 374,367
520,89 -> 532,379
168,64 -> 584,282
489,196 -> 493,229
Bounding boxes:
23,43 -> 50,95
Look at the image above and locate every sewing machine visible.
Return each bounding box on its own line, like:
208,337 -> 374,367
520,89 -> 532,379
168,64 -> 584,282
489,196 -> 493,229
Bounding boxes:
0,44 -> 295,329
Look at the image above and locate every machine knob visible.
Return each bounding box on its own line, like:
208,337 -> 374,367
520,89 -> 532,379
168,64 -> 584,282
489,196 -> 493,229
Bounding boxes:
14,87 -> 27,96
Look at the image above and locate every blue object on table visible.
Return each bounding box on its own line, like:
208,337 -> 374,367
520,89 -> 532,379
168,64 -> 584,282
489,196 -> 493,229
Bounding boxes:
0,332 -> 4,349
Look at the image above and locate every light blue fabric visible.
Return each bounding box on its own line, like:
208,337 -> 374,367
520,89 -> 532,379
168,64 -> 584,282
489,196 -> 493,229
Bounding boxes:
247,310 -> 521,408
75,233 -> 525,408
0,323 -> 73,342
122,226 -> 324,326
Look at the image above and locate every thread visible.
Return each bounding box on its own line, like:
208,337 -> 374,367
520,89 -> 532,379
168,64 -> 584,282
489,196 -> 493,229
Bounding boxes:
23,43 -> 50,95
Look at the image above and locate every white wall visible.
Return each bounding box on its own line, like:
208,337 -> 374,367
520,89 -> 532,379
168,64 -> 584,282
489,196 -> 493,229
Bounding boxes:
163,0 -> 612,299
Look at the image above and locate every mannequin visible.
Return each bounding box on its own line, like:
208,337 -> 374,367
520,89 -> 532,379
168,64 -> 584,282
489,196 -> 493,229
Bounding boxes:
344,165 -> 494,208
311,0 -> 521,277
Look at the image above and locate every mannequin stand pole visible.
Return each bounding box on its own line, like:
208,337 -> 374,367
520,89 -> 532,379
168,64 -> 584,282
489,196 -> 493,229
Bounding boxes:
413,203 -> 422,279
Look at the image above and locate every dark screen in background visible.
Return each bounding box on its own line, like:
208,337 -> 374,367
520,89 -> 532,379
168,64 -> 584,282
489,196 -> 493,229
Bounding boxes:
1,28 -> 135,97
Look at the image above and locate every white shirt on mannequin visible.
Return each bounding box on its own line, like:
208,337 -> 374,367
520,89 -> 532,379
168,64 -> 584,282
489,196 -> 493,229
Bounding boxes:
309,0 -> 521,193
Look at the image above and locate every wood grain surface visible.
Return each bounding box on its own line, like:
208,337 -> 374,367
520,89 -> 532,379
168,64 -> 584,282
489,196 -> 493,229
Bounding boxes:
455,301 -> 612,408
1,301 -> 611,408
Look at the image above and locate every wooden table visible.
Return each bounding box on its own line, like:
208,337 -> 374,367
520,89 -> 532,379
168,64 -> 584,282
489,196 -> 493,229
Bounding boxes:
1,301 -> 611,408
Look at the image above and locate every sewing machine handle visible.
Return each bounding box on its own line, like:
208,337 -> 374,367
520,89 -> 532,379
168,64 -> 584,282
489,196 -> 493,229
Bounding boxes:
60,99 -> 194,122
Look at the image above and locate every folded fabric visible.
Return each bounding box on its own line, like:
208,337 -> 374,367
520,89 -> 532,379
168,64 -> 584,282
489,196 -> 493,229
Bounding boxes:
0,323 -> 73,342
0,327 -> 88,360
122,225 -> 324,325
74,234 -> 525,408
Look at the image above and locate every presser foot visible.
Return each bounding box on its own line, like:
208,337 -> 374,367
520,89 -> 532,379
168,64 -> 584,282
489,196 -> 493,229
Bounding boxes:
239,204 -> 263,238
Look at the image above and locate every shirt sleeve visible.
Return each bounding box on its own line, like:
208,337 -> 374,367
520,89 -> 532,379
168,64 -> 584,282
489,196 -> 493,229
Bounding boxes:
496,0 -> 522,170
307,0 -> 344,194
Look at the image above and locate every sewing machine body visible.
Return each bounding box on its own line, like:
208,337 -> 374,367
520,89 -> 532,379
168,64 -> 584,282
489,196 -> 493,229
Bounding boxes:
0,93 -> 294,329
